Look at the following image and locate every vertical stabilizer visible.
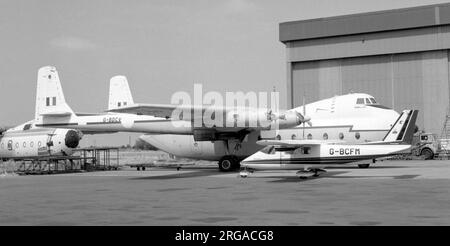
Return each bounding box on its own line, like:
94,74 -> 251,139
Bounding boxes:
108,75 -> 134,110
35,66 -> 74,119
383,109 -> 418,144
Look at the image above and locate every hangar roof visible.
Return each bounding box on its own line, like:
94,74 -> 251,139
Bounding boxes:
280,3 -> 450,43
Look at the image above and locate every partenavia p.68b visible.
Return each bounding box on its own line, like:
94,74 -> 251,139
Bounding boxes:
240,109 -> 418,179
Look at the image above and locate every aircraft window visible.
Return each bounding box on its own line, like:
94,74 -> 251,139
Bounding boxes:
356,98 -> 364,104
23,124 -> 32,131
52,97 -> 56,106
421,135 -> 428,141
8,140 -> 12,150
355,132 -> 360,140
15,143 -> 19,149
323,133 -> 328,140
38,141 -> 42,147
124,102 -> 127,106
370,98 -> 377,104
339,133 -> 344,140
118,102 -> 121,107
30,142 -> 34,147
23,142 -> 26,148
261,146 -> 276,155
307,133 -> 312,140
365,98 -> 371,104
276,135 -> 281,140
291,134 -> 296,140
303,147 -> 311,154
46,97 -> 50,106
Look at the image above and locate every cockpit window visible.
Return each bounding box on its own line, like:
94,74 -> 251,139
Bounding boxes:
356,98 -> 364,104
260,146 -> 276,155
370,98 -> 377,104
23,124 -> 32,131
365,98 -> 371,104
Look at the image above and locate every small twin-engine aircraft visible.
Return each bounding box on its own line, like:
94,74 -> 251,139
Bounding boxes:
240,109 -> 418,179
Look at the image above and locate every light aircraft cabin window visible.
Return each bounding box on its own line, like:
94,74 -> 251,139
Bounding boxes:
307,133 -> 312,140
52,97 -> 56,106
276,135 -> 281,140
355,132 -> 360,140
23,124 -> 32,131
7,140 -> 12,150
38,141 -> 42,147
370,98 -> 377,104
339,132 -> 344,140
46,97 -> 50,106
118,102 -> 121,107
356,98 -> 364,104
124,102 -> 127,106
421,135 -> 428,141
323,133 -> 328,140
261,146 -> 276,155
23,142 -> 26,148
365,98 -> 371,104
291,134 -> 296,140
303,147 -> 311,154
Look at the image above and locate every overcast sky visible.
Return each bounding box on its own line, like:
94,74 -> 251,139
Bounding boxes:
1,0 -> 448,147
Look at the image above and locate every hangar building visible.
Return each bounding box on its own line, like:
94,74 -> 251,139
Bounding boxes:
280,3 -> 450,137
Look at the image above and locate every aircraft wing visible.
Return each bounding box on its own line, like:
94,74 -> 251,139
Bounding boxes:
107,103 -> 222,119
257,139 -> 345,147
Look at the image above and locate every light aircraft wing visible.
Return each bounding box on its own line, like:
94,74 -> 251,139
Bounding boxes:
257,139 -> 345,147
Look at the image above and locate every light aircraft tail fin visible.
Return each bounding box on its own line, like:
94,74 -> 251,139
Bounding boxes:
108,75 -> 134,111
35,66 -> 75,119
382,109 -> 418,144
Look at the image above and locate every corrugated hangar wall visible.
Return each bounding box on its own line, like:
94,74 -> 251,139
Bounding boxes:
290,50 -> 450,134
281,3 -> 450,136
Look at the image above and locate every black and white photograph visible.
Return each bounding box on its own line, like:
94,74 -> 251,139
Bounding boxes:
0,0 -> 449,235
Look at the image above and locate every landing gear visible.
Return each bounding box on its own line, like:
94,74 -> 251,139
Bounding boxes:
218,155 -> 240,172
296,168 -> 326,179
358,164 -> 370,168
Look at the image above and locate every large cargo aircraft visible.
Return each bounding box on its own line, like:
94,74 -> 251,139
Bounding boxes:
139,93 -> 401,170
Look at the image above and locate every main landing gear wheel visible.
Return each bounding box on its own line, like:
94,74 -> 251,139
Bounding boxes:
218,155 -> 240,172
358,164 -> 370,169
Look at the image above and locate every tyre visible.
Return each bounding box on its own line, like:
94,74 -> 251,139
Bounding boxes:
218,156 -> 239,172
420,148 -> 434,160
358,164 -> 370,168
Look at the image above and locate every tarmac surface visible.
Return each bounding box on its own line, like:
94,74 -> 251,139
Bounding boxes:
0,160 -> 449,225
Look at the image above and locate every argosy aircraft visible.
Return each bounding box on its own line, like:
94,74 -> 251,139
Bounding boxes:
34,66 -> 305,171
240,110 -> 418,179
105,75 -> 401,171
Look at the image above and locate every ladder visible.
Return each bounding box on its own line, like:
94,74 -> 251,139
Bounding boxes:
440,106 -> 450,140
